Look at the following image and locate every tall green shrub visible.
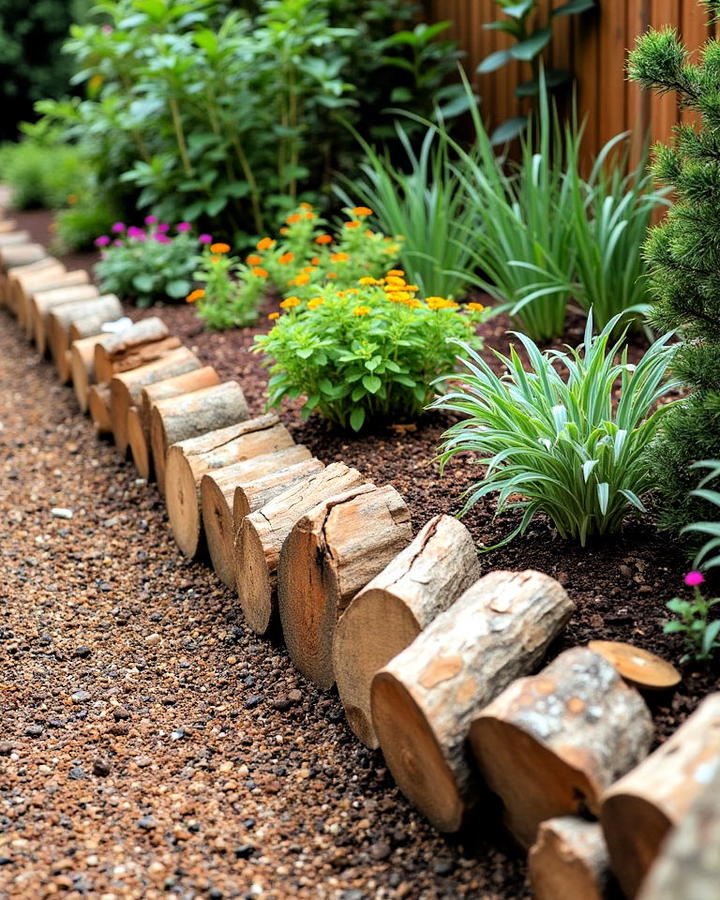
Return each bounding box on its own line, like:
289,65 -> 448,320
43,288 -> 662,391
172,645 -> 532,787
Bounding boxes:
628,1 -> 720,531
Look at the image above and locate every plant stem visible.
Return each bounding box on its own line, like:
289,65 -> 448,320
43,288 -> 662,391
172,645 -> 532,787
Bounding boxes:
169,95 -> 193,176
231,135 -> 264,234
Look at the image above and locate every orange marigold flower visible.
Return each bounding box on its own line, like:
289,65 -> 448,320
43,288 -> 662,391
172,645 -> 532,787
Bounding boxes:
385,276 -> 406,287
467,301 -> 485,312
246,254 -> 262,265
268,312 -> 280,320
337,291 -> 347,298
344,221 -> 361,229
186,288 -> 205,303
346,288 -> 359,295
358,276 -> 377,285
210,242 -> 231,254
302,266 -> 316,274
330,252 -> 349,263
315,234 -> 332,245
352,206 -> 373,216
426,296 -> 459,310
211,255 -> 221,263
257,237 -> 274,251
408,298 -> 422,308
308,297 -> 324,310
293,273 -> 310,286
278,252 -> 294,265
327,272 -> 337,279
387,291 -> 411,304
251,266 -> 268,278
67,194 -> 78,206
286,213 -> 302,224
299,202 -> 313,211
311,256 -> 320,265
365,230 -> 374,237
387,269 -> 405,277
280,296 -> 301,309
353,306 -> 371,317
280,227 -> 289,235
304,212 -> 314,220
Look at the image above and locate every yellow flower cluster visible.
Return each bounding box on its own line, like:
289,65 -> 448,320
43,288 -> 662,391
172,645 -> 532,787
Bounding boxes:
381,271 -> 422,308
426,296 -> 460,311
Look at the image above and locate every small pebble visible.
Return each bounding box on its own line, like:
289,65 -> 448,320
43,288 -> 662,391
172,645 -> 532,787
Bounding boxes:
92,758 -> 111,777
70,690 -> 91,703
50,507 -> 73,519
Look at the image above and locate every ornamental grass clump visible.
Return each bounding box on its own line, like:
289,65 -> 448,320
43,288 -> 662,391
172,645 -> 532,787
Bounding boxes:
433,313 -> 680,547
254,271 -> 488,432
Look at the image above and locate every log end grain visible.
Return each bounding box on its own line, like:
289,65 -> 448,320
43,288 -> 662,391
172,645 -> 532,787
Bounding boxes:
236,515 -> 276,634
165,445 -> 203,557
127,406 -> 151,480
200,474 -> 237,590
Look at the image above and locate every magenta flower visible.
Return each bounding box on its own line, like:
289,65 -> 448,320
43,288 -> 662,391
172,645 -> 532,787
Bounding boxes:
199,234 -> 213,245
113,239 -> 123,247
144,215 -> 157,225
684,571 -> 705,587
111,222 -> 125,233
156,223 -> 170,233
94,235 -> 110,247
177,222 -> 192,233
153,233 -> 172,244
127,226 -> 145,239
102,25 -> 113,35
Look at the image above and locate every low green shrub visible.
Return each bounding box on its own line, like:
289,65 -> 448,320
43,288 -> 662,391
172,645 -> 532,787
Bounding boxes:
189,241 -> 263,330
433,313 -> 679,547
254,273 -> 488,431
665,571 -> 720,664
0,132 -> 86,209
682,461 -> 720,573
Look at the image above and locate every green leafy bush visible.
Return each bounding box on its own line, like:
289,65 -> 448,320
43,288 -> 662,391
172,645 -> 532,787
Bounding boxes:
682,461 -> 720,572
0,131 -> 87,209
94,219 -> 205,307
433,314 -> 679,547
254,275 -> 487,432
54,190 -> 120,252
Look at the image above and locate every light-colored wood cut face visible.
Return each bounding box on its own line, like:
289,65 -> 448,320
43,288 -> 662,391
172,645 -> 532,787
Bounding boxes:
166,450 -> 201,557
201,478 -> 235,590
128,409 -> 150,480
588,641 -> 681,691
237,520 -> 274,634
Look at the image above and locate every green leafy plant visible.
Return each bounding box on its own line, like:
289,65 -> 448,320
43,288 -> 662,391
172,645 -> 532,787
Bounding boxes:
665,571 -> 720,664
682,461 -> 720,572
254,274 -> 488,432
189,240 -> 264,330
628,2 -> 720,531
478,0 -> 595,144
433,313 -> 680,547
0,129 -> 87,209
53,188 -> 120,252
94,218 -> 205,307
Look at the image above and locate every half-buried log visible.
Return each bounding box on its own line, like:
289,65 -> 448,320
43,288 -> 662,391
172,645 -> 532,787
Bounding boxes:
8,259 -> 65,319
201,452 -> 322,590
636,755 -> 720,900
88,383 -> 113,436
529,817 -> 620,900
94,316 -> 170,382
165,420 -> 298,558
130,367 -> 220,479
332,514 -> 482,748
469,646 -> 654,848
31,283 -> 98,354
235,463 -> 367,636
48,295 -> 123,381
109,347 -> 201,456
150,381 -> 250,495
370,569 -> 574,833
279,483 -> 413,690
70,333 -> 119,412
19,269 -> 87,331
601,693 -> 720,899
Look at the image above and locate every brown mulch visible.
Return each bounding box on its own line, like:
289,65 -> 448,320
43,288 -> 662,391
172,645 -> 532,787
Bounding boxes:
2,208 -> 717,899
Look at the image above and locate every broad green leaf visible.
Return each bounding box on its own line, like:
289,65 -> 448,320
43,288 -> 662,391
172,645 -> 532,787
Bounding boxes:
477,49 -> 514,74
350,407 -> 365,432
510,28 -> 552,61
552,0 -> 595,17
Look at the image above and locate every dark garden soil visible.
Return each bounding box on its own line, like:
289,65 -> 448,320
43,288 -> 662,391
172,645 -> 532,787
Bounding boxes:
2,209 -> 718,899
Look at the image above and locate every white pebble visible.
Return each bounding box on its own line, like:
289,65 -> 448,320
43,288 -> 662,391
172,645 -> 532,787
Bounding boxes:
51,507 -> 73,519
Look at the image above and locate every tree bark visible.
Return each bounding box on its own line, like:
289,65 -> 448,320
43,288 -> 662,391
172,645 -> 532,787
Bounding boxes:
70,333 -> 118,413
332,514 -> 482,748
108,347 -> 201,457
150,381 -> 250,495
236,463 -> 367,636
201,453 -> 322,590
8,260 -> 65,322
48,295 -> 123,382
88,383 -> 112,436
164,415 -> 295,557
93,316 -> 170,382
529,817 -> 621,900
370,569 -> 574,833
278,484 -> 413,690
469,646 -> 654,848
31,283 -> 98,354
601,693 -> 720,899
636,756 -> 720,900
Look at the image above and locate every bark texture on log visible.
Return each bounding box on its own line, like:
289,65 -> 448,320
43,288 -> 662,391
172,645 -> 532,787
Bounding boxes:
150,381 -> 250,495
94,316 -> 170,382
201,452 -> 321,590
601,693 -> 720,899
0,243 -> 46,277
529,817 -> 621,900
48,295 -> 123,381
232,458 -> 331,521
370,570 -> 575,833
32,282 -> 98,354
470,646 -> 654,848
164,416 -> 294,558
23,270 -> 91,335
109,347 -> 201,456
70,333 -> 117,412
332,514 -> 482,748
637,756 -> 720,900
278,484 -> 413,690
235,463 -> 366,636
10,260 -> 66,322
88,383 -> 112,435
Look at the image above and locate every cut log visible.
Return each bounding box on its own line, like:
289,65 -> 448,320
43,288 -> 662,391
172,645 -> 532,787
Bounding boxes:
201,453 -> 322,590
94,316 -> 170,382
48,295 -> 123,381
129,367 -> 220,479
31,283 -> 98,354
70,333 -> 119,412
370,569 -> 574,833
19,269 -> 86,331
88,383 -> 113,436
0,219 -> 17,234
150,381 -> 250,495
278,484 -> 413,690
164,419 -> 297,558
69,314 -> 127,344
528,817 -> 620,900
235,463 -> 367,636
469,646 -> 654,848
8,259 -> 65,319
636,756 -> 720,900
586,641 -> 681,693
233,458 -> 336,522
0,243 -> 46,277
108,347 -> 201,457
0,229 -> 30,247
332,514 -> 482,748
601,693 -> 720,899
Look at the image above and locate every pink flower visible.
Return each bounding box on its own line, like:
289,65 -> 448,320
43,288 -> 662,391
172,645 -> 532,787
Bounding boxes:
94,235 -> 110,247
144,215 -> 157,225
102,25 -> 113,35
177,222 -> 192,233
156,223 -> 170,233
113,239 -> 123,247
111,222 -> 125,233
153,233 -> 172,244
199,234 -> 213,245
684,571 -> 705,587
127,226 -> 145,239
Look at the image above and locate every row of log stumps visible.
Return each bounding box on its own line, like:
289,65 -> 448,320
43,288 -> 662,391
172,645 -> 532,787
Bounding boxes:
1,217 -> 719,900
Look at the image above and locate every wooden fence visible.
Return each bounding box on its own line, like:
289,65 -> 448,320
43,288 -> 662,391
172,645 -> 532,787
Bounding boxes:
428,0 -> 716,162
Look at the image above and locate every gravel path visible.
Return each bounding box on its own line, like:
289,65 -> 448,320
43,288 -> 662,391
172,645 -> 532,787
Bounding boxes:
0,311 -> 529,898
